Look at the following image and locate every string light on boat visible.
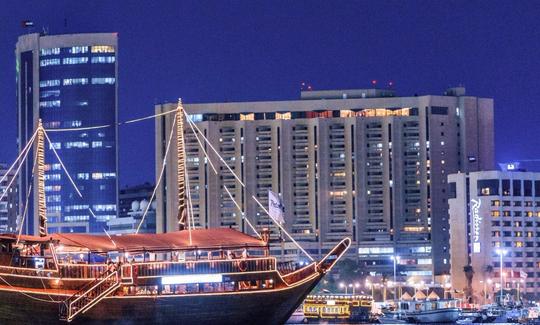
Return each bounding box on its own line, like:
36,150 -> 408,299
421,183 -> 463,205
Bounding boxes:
36,119 -> 48,237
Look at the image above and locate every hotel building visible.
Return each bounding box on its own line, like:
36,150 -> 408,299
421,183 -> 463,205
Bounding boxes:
156,87 -> 494,277
16,33 -> 119,234
449,169 -> 540,301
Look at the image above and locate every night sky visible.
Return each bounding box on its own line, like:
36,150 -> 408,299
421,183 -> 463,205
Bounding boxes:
1,1 -> 540,187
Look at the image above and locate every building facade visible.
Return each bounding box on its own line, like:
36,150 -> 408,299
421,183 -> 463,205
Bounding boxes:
16,33 -> 119,234
449,170 -> 540,301
156,87 -> 494,277
0,163 -> 18,233
107,183 -> 156,234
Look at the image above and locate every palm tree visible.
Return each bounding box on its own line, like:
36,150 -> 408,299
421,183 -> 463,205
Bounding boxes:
484,264 -> 494,276
463,265 -> 475,303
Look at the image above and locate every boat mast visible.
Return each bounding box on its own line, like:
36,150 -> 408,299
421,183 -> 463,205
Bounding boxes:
176,99 -> 188,231
36,119 -> 48,237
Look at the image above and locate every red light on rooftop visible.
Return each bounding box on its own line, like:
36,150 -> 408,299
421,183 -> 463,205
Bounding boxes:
371,80 -> 377,86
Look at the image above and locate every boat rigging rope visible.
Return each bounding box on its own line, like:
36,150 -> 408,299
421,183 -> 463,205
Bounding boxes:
0,130 -> 39,203
16,151 -> 39,245
0,128 -> 39,191
44,109 -> 177,132
184,165 -> 193,245
223,185 -> 261,239
182,110 -> 314,261
135,112 -> 178,234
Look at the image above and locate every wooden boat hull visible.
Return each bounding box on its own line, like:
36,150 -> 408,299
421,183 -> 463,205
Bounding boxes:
0,273 -> 321,324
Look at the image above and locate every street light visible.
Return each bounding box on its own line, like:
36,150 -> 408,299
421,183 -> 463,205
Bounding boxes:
487,278 -> 493,304
365,280 -> 374,298
518,279 -> 524,303
339,282 -> 347,294
391,255 -> 400,300
496,249 -> 507,305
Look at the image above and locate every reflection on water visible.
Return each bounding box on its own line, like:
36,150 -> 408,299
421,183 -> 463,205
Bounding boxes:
288,323 -> 520,325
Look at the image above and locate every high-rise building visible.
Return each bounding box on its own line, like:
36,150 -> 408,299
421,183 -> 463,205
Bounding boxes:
155,87 -> 494,277
0,163 -> 18,233
16,33 -> 119,235
449,169 -> 540,301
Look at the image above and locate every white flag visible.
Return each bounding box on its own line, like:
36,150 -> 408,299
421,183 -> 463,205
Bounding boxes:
268,190 -> 285,224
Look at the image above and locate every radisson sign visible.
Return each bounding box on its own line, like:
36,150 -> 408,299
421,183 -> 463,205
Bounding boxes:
470,199 -> 482,253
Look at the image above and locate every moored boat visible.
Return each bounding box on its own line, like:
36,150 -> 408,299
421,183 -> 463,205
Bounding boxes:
0,230 -> 350,324
389,299 -> 461,323
302,294 -> 372,323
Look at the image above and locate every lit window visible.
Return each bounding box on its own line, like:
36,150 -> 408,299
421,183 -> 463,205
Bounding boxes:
65,205 -> 89,212
240,113 -> 254,121
40,58 -> 60,67
92,141 -> 103,148
93,204 -> 117,212
64,215 -> 90,222
65,121 -> 82,128
91,45 -> 115,53
39,79 -> 60,88
40,100 -> 61,108
91,172 -> 116,180
91,77 -> 115,85
47,205 -> 62,212
39,48 -> 60,56
48,142 -> 61,150
62,57 -> 88,65
76,173 -> 89,180
91,56 -> 115,64
44,174 -> 61,181
417,258 -> 432,265
43,121 -> 61,128
40,90 -> 60,98
46,195 -> 61,203
276,112 -> 291,120
404,226 -> 425,232
69,46 -> 88,54
64,141 -> 89,149
63,78 -> 88,86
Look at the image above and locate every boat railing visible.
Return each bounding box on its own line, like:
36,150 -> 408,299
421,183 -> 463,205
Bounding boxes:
58,264 -> 109,279
277,261 -> 298,275
0,256 -> 57,276
281,263 -> 318,285
127,256 -> 277,279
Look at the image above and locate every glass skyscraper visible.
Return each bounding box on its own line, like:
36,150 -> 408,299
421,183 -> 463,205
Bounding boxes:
16,33 -> 118,234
